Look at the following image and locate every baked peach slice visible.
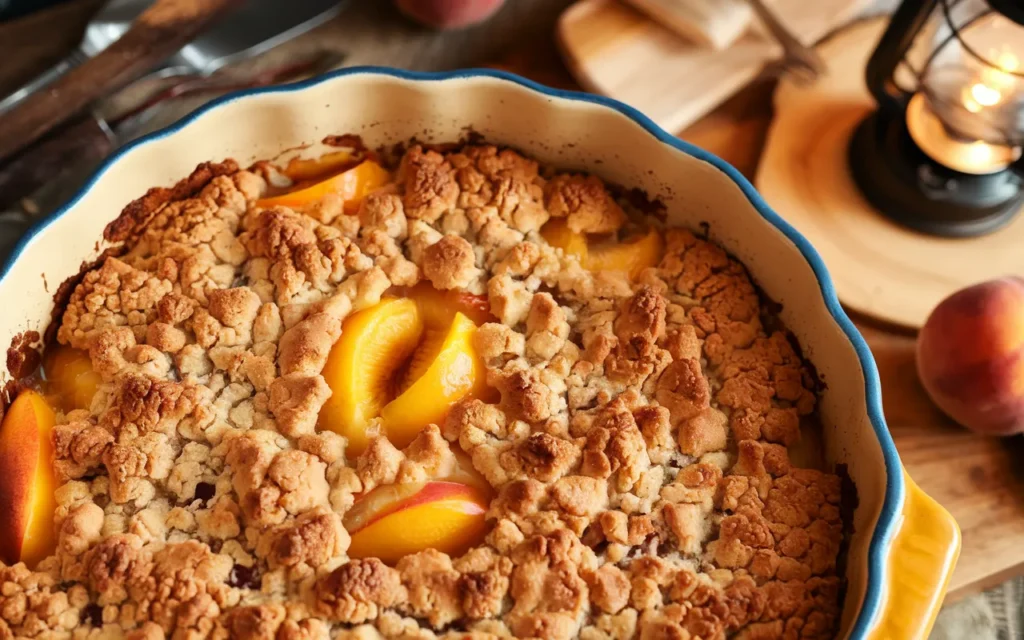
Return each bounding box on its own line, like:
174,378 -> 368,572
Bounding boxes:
586,229 -> 664,279
279,150 -> 357,183
344,480 -> 489,564
319,289 -> 490,454
380,312 -> 487,449
540,217 -> 589,264
541,218 -> 664,280
256,159 -> 390,213
0,390 -> 57,567
43,345 -> 100,413
319,298 -> 425,456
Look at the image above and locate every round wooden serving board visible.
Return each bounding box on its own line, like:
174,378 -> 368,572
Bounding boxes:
755,17 -> 1024,329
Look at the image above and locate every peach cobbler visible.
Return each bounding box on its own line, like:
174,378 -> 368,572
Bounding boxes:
0,143 -> 846,640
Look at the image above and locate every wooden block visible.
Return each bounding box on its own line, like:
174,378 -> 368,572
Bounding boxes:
622,0 -> 752,50
557,0 -> 870,132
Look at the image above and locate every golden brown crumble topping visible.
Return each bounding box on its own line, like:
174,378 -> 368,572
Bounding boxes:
2,144 -> 844,640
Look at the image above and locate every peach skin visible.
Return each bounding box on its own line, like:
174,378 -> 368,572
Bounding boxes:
319,298 -> 424,456
917,277 -> 1024,435
345,481 -> 489,564
0,390 -> 57,567
408,281 -> 496,328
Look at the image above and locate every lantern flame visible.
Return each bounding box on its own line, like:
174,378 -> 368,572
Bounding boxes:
960,50 -> 1019,114
963,83 -> 1000,113
971,83 -> 1002,106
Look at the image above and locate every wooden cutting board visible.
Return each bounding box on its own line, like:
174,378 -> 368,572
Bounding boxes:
755,18 -> 1024,329
557,0 -> 872,133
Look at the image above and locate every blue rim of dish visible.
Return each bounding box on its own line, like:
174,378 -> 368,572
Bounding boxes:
0,66 -> 904,636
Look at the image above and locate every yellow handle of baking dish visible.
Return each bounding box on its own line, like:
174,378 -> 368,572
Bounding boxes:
866,469 -> 960,640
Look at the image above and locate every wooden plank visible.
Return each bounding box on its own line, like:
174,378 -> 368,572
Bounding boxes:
857,319 -> 1024,601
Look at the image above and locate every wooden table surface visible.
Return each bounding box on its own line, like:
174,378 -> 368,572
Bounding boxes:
3,0 -> 1023,605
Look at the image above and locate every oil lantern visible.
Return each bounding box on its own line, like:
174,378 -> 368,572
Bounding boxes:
849,0 -> 1024,236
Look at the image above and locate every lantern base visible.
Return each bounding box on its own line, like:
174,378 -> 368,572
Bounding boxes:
848,109 -> 1023,238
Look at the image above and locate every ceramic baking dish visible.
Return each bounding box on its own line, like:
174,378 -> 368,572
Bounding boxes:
0,68 -> 959,639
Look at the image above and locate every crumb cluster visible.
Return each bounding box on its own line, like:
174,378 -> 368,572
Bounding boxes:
1,144 -> 843,640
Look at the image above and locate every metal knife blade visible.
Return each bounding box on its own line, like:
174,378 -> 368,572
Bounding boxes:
0,0 -> 345,116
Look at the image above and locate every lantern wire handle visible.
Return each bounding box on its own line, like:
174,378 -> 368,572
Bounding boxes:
915,0 -> 977,79
902,1 -> 988,96
939,0 -> 1024,77
866,0 -> 940,112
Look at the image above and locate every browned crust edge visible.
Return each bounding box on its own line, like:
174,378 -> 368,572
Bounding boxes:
103,159 -> 240,244
3,160 -> 239,409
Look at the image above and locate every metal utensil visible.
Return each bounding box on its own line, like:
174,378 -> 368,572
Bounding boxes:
0,0 -> 343,116
0,0 -> 242,163
0,0 -> 166,115
114,50 -> 346,143
0,48 -> 343,211
746,0 -> 827,84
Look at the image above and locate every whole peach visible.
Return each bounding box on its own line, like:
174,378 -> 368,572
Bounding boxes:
396,0 -> 506,30
916,277 -> 1024,435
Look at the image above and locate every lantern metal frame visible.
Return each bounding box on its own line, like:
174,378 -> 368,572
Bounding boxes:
849,0 -> 1024,237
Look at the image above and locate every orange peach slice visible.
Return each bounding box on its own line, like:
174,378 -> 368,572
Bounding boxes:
399,284 -> 492,393
0,390 -> 57,567
319,298 -> 424,456
541,219 -> 663,280
345,481 -> 488,563
586,228 -> 664,280
398,324 -> 447,394
540,218 -> 589,264
257,159 -> 391,213
280,150 -> 357,183
380,313 -> 486,449
43,345 -> 100,413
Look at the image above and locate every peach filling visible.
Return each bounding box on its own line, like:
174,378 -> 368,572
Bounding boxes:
0,390 -> 57,567
344,453 -> 491,563
380,312 -> 487,449
541,218 -> 664,280
318,286 -> 490,456
256,159 -> 391,213
344,480 -> 489,564
42,345 -> 100,412
0,346 -> 98,566
279,150 -> 358,182
318,298 -> 424,456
